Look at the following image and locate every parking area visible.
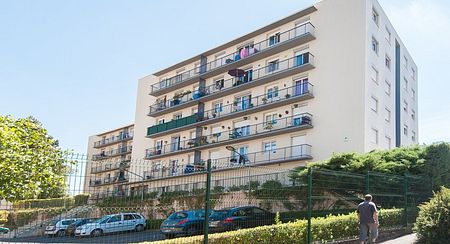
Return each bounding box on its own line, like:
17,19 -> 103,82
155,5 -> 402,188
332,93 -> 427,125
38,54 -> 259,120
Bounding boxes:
0,230 -> 165,244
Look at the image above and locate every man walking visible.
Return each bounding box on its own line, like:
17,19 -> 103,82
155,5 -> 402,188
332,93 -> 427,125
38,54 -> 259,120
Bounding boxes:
357,194 -> 379,243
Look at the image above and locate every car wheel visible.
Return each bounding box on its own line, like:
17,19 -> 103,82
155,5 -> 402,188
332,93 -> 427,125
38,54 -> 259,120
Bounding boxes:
165,234 -> 175,239
186,226 -> 197,236
135,224 -> 144,232
232,224 -> 241,231
91,229 -> 103,237
56,230 -> 65,237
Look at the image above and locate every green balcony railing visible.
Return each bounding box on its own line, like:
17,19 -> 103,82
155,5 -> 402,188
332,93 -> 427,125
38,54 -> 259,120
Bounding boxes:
147,113 -> 198,136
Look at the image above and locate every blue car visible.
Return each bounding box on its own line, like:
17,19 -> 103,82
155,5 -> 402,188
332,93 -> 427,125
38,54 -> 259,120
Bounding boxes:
160,210 -> 206,238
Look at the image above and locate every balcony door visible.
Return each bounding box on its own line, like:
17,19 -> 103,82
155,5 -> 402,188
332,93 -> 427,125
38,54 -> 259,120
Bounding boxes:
171,136 -> 181,152
235,94 -> 251,111
291,135 -> 306,158
170,159 -> 178,176
294,51 -> 309,67
294,77 -> 309,96
231,146 -> 248,165
233,120 -> 251,139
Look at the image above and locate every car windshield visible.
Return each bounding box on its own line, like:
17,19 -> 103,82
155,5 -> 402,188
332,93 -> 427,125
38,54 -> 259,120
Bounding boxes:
210,211 -> 228,219
95,215 -> 111,223
49,220 -> 59,225
168,212 -> 188,219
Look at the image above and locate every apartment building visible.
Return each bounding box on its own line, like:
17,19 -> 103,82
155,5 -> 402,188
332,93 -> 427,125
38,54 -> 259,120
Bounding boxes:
87,0 -> 417,195
84,124 -> 134,199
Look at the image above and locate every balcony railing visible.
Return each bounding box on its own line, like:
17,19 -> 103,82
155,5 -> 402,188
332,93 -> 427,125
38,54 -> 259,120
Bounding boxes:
145,113 -> 312,158
89,175 -> 129,186
92,146 -> 133,161
142,144 -> 311,180
150,22 -> 315,94
94,132 -> 133,148
147,114 -> 198,136
148,52 -> 314,115
91,160 -> 131,174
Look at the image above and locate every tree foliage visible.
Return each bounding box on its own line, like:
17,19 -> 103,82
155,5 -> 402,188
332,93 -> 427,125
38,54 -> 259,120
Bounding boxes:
290,143 -> 450,190
0,116 -> 70,201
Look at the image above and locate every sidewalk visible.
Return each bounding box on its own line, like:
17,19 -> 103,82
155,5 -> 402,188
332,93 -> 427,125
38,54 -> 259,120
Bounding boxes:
379,233 -> 417,244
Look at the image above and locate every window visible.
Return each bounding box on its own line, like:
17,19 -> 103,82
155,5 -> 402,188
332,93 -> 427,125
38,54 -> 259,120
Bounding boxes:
403,77 -> 408,90
108,215 -> 121,223
265,113 -> 278,126
412,109 -> 416,120
124,214 -> 135,221
403,100 -> 408,112
385,107 -> 391,122
267,60 -> 279,73
263,141 -> 277,154
214,102 -> 223,113
385,55 -> 391,70
385,136 -> 392,149
268,33 -> 281,46
372,37 -> 379,54
371,66 -> 379,83
156,140 -> 163,150
194,62 -> 201,74
412,131 -> 416,142
157,118 -> 165,124
173,113 -> 182,120
385,80 -> 391,96
371,128 -> 378,144
385,27 -> 391,44
403,124 -> 408,136
267,86 -> 279,100
370,96 -> 378,112
372,8 -> 379,25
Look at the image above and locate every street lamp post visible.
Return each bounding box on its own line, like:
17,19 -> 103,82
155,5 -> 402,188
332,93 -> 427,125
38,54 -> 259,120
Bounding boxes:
225,146 -> 252,204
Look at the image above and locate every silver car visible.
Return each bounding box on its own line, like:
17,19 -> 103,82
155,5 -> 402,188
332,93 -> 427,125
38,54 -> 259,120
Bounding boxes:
75,213 -> 146,237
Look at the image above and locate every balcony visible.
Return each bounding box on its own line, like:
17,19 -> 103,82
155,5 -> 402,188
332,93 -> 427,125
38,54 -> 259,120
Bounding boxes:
91,160 -> 131,174
141,144 -> 311,181
145,113 -> 312,159
148,52 -> 314,117
147,80 -> 314,138
94,132 -> 133,148
150,22 -> 315,96
92,146 -> 133,161
89,175 -> 129,187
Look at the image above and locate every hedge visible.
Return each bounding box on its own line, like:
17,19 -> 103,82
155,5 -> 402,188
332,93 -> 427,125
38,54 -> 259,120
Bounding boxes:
146,219 -> 164,230
143,209 -> 404,244
4,207 -> 66,229
12,194 -> 89,209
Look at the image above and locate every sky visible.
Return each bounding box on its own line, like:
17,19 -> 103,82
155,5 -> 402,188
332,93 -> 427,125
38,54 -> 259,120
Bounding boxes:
0,0 -> 449,154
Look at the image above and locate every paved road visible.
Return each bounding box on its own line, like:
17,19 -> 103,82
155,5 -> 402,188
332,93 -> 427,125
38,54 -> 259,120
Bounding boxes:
0,230 -> 165,244
379,233 -> 418,244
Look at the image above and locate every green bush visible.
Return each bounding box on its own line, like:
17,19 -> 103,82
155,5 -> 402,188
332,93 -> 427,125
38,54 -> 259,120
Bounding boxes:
414,186 -> 450,243
5,207 -> 65,229
74,194 -> 90,206
140,209 -> 403,244
146,219 -> 164,230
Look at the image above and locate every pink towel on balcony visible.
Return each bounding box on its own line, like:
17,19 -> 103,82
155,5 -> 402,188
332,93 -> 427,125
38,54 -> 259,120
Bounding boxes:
240,48 -> 249,59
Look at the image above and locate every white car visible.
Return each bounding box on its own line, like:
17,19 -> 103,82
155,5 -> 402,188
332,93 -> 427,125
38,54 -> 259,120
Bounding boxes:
45,218 -> 79,237
75,213 -> 146,237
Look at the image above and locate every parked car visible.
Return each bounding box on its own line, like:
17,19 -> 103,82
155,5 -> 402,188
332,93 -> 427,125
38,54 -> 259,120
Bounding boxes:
45,218 -> 79,237
66,218 -> 97,236
209,206 -> 275,232
74,213 -> 145,237
160,210 -> 206,238
0,227 -> 9,234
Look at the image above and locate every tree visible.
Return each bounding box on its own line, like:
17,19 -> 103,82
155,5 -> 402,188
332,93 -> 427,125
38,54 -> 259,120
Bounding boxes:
0,116 -> 71,201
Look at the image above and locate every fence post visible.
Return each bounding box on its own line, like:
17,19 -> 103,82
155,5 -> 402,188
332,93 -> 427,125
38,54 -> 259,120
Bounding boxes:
307,167 -> 312,244
365,171 -> 370,194
203,159 -> 212,244
403,174 -> 408,227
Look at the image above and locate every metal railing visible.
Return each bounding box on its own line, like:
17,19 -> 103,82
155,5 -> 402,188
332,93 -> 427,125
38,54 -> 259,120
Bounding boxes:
142,144 -> 311,180
89,174 -> 129,186
145,112 -> 312,158
91,160 -> 131,174
93,132 -> 133,148
92,146 -> 133,161
150,22 -> 315,93
148,52 -> 314,115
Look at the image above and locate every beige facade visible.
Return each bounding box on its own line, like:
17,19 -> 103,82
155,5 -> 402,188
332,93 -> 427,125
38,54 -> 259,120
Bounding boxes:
87,0 -> 418,196
84,124 -> 134,199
